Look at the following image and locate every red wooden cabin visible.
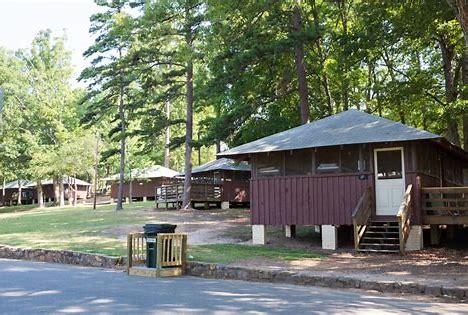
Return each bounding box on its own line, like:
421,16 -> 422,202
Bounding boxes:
155,158 -> 251,209
219,110 -> 468,253
0,177 -> 91,206
104,166 -> 178,202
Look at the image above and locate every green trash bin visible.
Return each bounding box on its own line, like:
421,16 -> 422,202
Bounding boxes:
144,224 -> 177,268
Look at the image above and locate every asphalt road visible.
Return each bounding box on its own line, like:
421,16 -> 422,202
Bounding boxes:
0,259 -> 465,314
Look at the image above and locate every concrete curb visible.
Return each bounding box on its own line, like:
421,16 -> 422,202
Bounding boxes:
186,262 -> 468,301
0,245 -> 465,301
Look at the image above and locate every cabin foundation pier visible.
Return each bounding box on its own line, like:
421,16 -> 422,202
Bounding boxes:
221,201 -> 230,210
321,225 -> 338,250
252,225 -> 266,245
285,225 -> 296,238
143,196 -> 147,202
430,225 -> 441,245
405,225 -> 423,251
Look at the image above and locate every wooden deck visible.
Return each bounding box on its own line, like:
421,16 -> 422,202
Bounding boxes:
155,183 -> 222,209
422,187 -> 468,225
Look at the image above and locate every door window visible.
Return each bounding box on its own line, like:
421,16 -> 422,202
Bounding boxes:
376,150 -> 403,179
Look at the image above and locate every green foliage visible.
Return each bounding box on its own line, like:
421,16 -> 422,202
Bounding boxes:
0,31 -> 94,186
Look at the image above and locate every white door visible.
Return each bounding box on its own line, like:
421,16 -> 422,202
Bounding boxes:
374,148 -> 406,216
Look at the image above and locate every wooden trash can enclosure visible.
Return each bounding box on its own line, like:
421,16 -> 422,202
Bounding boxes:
127,232 -> 188,278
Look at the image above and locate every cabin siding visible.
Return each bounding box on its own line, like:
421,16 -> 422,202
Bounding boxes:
110,178 -> 172,199
250,140 -> 467,227
251,173 -> 373,225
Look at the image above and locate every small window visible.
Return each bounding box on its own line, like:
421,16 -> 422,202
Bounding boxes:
341,146 -> 360,173
376,150 -> 403,179
285,150 -> 312,176
256,152 -> 283,177
316,147 -> 340,173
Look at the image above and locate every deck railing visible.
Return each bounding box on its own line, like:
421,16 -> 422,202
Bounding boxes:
127,232 -> 187,272
421,186 -> 468,225
397,184 -> 413,254
155,183 -> 222,208
352,187 -> 373,250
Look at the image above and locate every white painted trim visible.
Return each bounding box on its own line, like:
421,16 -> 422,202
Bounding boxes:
374,147 -> 406,216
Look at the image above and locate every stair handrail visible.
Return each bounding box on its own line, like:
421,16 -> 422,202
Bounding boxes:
397,184 -> 413,254
352,187 -> 373,250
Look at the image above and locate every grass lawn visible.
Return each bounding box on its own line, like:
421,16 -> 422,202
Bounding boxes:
0,202 -> 159,256
189,244 -> 326,264
0,202 -> 326,263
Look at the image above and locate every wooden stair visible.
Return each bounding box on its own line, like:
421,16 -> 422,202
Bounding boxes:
357,221 -> 400,253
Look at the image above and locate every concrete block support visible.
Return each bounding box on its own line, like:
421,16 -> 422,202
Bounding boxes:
252,225 -> 266,245
406,225 -> 423,251
314,225 -> 321,233
143,196 -> 147,202
285,225 -> 296,238
430,225 -> 441,245
321,225 -> 338,250
221,201 -> 230,210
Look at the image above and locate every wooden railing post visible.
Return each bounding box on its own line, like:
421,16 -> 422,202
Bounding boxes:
156,235 -> 163,270
397,184 -> 413,254
127,234 -> 133,273
351,186 -> 373,250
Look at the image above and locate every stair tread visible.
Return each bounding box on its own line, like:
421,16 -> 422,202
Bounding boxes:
368,225 -> 398,229
360,243 -> 399,246
366,231 -> 398,234
357,249 -> 399,253
362,237 -> 400,240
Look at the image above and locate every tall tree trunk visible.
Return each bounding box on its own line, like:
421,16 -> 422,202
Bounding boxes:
73,177 -> 77,207
338,0 -> 349,111
182,9 -> 194,210
292,4 -> 310,124
2,178 -> 5,205
59,179 -> 65,207
93,133 -> 100,210
67,176 -> 73,206
116,49 -> 126,211
37,180 -> 44,208
312,0 -> 333,115
164,100 -> 171,168
53,177 -> 60,205
17,180 -> 22,205
128,170 -> 133,204
438,35 -> 461,146
447,0 -> 468,148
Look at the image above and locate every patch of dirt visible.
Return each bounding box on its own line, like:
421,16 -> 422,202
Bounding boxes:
102,207 -> 467,288
229,245 -> 468,288
102,208 -> 251,245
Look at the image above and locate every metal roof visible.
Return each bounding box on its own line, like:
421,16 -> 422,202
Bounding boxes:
101,165 -> 179,181
218,109 -> 442,157
177,158 -> 250,176
1,177 -> 91,189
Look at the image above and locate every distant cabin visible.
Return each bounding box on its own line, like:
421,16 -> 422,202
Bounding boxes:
103,166 -> 179,202
219,109 -> 468,253
0,177 -> 92,206
155,158 -> 251,209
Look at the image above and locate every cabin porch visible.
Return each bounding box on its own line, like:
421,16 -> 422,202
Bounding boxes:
352,185 -> 467,254
155,182 -> 222,209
